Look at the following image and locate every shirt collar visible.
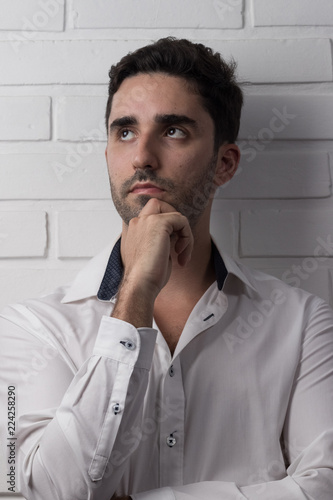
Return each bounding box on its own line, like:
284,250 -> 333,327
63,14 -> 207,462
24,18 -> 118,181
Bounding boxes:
61,236 -> 256,304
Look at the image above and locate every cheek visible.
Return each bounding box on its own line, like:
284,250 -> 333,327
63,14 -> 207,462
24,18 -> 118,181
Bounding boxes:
176,151 -> 205,177
174,150 -> 198,168
106,149 -> 126,179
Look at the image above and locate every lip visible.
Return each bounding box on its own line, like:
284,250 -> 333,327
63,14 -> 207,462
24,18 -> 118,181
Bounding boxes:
130,183 -> 165,194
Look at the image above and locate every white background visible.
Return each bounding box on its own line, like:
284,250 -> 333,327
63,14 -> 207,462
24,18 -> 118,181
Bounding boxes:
0,0 -> 333,496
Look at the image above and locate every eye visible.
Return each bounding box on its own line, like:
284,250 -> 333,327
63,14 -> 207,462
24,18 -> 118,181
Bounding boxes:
166,127 -> 186,138
119,129 -> 135,141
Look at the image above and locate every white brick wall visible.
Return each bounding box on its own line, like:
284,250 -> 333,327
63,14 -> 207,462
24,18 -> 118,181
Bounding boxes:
72,0 -> 244,29
0,97 -> 50,140
1,39 -> 331,85
0,152 -> 110,199
0,0 -> 333,496
0,212 -> 47,257
57,209 -> 122,257
253,0 -> 333,26
0,0 -> 65,31
213,38 -> 332,83
240,210 -> 333,257
0,40 -> 142,84
239,95 -> 333,140
218,152 -> 331,199
55,96 -> 107,141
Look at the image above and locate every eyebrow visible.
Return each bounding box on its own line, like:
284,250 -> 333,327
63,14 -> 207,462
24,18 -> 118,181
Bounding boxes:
109,116 -> 137,133
109,113 -> 198,134
154,114 -> 198,129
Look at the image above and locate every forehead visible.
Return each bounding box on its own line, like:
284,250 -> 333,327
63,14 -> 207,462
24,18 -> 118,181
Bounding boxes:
109,72 -> 210,122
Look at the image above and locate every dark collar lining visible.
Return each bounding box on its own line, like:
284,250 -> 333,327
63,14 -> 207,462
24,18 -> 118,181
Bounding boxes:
97,238 -> 123,301
212,241 -> 228,291
97,237 -> 227,301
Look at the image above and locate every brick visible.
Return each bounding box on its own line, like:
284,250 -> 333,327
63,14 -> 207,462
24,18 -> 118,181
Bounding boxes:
72,0 -> 243,29
0,97 -> 50,141
0,153 -> 110,199
0,39 -> 331,85
0,40 -> 141,83
213,38 -> 332,84
0,212 -> 47,257
57,210 -> 122,258
0,268 -> 80,312
239,95 -> 333,141
0,0 -> 64,31
210,208 -> 237,256
262,267 -> 330,305
218,152 -> 331,199
253,0 -> 333,26
240,210 -> 333,257
55,96 -> 107,141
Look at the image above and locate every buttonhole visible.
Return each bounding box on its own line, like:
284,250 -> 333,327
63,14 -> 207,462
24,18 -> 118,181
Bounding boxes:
203,313 -> 214,321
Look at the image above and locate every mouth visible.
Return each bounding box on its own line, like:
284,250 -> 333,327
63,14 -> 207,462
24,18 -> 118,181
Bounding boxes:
130,183 -> 165,195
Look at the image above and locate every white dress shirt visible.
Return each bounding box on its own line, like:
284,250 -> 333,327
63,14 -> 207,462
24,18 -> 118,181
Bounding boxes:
1,238 -> 333,500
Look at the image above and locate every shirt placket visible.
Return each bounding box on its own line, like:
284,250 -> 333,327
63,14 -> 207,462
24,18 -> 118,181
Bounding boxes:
159,355 -> 185,487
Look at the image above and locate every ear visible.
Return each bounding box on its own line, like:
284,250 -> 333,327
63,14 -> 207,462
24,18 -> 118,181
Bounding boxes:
214,143 -> 240,187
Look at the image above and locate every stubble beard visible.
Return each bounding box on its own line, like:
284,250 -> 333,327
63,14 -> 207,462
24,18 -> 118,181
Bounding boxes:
109,153 -> 218,231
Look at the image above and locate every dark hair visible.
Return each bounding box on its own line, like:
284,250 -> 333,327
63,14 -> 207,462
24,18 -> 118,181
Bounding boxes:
105,37 -> 243,149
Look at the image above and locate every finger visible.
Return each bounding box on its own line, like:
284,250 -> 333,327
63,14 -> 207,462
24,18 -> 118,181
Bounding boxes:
177,240 -> 192,266
164,215 -> 193,266
161,213 -> 191,237
174,230 -> 193,266
139,197 -> 178,216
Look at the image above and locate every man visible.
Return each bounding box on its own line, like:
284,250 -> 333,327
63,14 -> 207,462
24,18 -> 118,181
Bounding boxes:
1,37 -> 333,500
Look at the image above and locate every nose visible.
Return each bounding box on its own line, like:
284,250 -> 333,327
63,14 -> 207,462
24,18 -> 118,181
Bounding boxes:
132,134 -> 159,170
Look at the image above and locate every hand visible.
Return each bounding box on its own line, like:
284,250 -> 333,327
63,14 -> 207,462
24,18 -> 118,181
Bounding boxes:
111,198 -> 193,328
121,198 -> 193,297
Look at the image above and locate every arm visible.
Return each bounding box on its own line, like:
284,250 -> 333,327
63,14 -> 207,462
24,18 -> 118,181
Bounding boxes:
0,198 -> 193,500
0,310 -> 157,500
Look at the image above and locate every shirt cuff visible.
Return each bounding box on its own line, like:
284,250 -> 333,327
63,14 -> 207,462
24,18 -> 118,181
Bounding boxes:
93,316 -> 157,370
131,487 -> 175,500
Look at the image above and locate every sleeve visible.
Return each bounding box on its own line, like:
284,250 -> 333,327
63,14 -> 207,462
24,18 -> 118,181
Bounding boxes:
131,298 -> 333,500
0,311 -> 157,500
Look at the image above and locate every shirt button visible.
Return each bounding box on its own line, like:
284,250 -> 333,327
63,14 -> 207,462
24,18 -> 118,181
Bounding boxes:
166,434 -> 177,447
112,403 -> 121,415
169,365 -> 175,377
120,340 -> 136,350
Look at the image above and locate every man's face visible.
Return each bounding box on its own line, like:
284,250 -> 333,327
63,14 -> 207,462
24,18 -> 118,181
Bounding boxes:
105,72 -> 219,229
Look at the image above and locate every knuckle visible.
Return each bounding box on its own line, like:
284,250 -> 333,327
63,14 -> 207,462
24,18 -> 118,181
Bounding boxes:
128,217 -> 137,227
